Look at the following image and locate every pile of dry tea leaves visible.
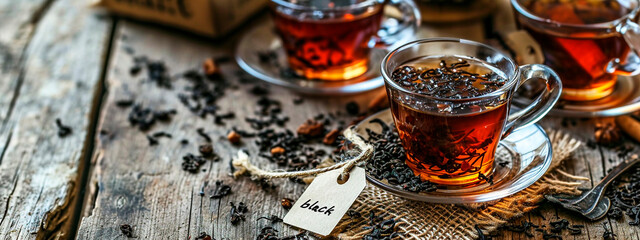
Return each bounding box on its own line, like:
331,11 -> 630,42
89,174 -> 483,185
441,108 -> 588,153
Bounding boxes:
605,163 -> 640,226
360,119 -> 437,192
390,60 -> 507,99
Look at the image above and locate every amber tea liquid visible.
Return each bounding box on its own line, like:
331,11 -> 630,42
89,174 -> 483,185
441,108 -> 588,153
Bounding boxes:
271,1 -> 384,81
517,0 -> 631,101
389,57 -> 509,186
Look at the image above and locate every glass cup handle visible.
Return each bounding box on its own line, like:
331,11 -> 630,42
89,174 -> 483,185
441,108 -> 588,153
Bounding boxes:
610,18 -> 640,76
372,0 -> 421,49
503,64 -> 562,136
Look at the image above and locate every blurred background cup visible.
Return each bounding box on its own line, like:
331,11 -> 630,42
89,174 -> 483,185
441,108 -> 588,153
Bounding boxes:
512,0 -> 640,101
270,0 -> 420,81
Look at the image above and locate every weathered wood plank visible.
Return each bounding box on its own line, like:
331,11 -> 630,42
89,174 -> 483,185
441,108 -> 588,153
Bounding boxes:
0,0 -> 53,170
0,0 -> 112,238
77,19 -> 379,239
0,0 -> 60,126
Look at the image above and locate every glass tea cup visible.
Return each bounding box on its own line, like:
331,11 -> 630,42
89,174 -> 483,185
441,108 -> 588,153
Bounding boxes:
512,0 -> 640,101
381,38 -> 562,186
270,0 -> 420,81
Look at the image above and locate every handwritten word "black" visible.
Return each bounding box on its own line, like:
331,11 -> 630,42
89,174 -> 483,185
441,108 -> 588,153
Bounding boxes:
300,199 -> 335,216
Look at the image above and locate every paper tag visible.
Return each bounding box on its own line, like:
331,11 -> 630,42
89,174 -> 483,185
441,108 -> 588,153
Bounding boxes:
283,167 -> 366,236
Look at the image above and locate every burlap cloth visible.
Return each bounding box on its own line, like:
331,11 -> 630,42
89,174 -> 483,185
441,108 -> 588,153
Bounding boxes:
329,131 -> 585,240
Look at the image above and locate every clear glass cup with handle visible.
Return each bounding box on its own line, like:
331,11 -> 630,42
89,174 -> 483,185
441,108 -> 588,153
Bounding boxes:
382,38 -> 562,186
270,0 -> 421,81
512,0 -> 640,101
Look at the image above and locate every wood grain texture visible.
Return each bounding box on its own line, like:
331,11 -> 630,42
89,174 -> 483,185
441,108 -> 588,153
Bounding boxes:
0,0 -> 52,171
76,20 -> 379,239
0,0 -> 112,238
0,0 -> 51,124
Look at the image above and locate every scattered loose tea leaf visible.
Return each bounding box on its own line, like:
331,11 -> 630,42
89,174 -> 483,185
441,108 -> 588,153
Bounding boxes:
55,118 -> 72,137
145,58 -> 172,88
129,65 -> 142,76
345,101 -> 360,116
257,227 -> 309,240
128,104 -> 175,131
245,97 -> 289,130
195,232 -> 213,240
119,224 -> 135,238
146,135 -> 159,146
257,215 -> 283,224
250,85 -> 270,95
153,109 -> 177,122
474,225 -> 496,240
199,144 -> 214,157
182,153 -> 207,173
152,131 -> 172,138
210,180 -> 232,199
230,202 -> 248,225
362,212 -> 402,240
116,99 -> 135,108
499,218 -> 586,239
214,111 -> 235,125
197,128 -> 212,142
346,210 -> 362,218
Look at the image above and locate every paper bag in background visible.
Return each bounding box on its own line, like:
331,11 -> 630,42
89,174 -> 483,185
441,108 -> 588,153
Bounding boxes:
93,0 -> 267,37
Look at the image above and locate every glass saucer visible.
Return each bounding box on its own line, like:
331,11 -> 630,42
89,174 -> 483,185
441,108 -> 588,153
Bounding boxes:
513,75 -> 640,117
235,20 -> 386,95
354,109 -> 553,204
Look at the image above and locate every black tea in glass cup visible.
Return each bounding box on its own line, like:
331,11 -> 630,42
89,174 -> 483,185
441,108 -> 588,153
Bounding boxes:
270,0 -> 421,81
512,0 -> 640,101
382,39 -> 562,186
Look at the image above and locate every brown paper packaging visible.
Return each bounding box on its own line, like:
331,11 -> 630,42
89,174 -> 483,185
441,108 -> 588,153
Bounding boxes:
94,0 -> 267,37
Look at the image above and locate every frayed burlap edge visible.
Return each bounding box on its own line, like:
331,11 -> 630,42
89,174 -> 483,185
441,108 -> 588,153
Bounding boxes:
329,130 -> 586,240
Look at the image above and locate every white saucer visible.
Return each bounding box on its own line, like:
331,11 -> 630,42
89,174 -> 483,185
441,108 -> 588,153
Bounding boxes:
235,20 -> 386,95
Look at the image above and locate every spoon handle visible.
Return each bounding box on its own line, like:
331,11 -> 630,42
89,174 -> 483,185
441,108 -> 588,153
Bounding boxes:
574,156 -> 640,211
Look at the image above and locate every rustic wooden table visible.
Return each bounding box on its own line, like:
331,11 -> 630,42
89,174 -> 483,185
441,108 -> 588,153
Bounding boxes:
1,0 -> 639,239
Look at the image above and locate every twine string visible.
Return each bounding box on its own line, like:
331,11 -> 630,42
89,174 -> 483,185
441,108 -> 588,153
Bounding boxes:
232,127 -> 373,182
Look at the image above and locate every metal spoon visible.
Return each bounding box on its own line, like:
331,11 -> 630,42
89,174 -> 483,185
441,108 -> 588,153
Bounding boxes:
545,156 -> 640,219
546,194 -> 611,220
